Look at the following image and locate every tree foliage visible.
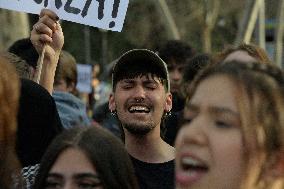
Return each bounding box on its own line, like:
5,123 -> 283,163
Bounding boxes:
0,10 -> 29,50
0,0 -> 280,70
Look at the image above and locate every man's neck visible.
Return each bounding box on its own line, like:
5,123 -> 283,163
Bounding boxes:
124,129 -> 175,163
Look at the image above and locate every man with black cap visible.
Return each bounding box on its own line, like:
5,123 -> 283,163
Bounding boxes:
30,9 -> 175,189
109,49 -> 175,189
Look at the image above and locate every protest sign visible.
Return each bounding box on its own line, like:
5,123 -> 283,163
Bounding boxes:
76,64 -> 92,94
0,0 -> 129,31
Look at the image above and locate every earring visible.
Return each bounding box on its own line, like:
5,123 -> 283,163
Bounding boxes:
166,111 -> 172,117
110,110 -> 117,116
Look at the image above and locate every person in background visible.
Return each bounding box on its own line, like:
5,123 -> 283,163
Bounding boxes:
0,55 -> 21,189
214,43 -> 272,64
109,49 -> 175,189
181,53 -> 211,96
30,9 -> 91,129
53,50 -> 78,95
53,50 -> 91,129
0,52 -> 34,80
8,37 -> 39,79
30,10 -> 173,188
164,53 -> 211,146
175,60 -> 284,189
30,9 -> 64,94
33,126 -> 139,189
92,60 -> 121,138
17,79 -> 63,188
156,40 -> 195,146
157,40 -> 195,112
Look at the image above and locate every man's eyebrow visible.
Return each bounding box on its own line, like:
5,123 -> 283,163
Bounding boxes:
121,79 -> 135,83
143,79 -> 159,84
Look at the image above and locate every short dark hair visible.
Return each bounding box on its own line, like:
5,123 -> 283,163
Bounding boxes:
8,38 -> 39,69
113,60 -> 167,92
112,49 -> 170,92
183,53 -> 211,83
157,40 -> 195,65
33,126 -> 139,189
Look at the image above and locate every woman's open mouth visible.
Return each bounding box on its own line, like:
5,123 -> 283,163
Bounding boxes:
176,156 -> 209,187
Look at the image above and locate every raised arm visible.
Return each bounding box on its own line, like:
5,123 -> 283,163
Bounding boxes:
30,9 -> 64,94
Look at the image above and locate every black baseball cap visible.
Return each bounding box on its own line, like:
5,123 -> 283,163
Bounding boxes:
112,49 -> 170,92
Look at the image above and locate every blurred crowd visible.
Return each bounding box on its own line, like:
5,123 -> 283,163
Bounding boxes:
1,9 -> 284,189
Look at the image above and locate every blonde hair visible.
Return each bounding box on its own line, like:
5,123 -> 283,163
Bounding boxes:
0,55 -> 20,188
0,52 -> 33,80
214,43 -> 272,65
187,61 -> 284,189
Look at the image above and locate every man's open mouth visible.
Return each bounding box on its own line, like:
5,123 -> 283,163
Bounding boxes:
128,105 -> 150,113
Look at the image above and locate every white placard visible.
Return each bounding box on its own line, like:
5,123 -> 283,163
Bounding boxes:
76,64 -> 92,93
0,0 -> 129,32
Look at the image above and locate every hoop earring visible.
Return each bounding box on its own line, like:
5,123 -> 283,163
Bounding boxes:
110,110 -> 117,117
166,111 -> 172,117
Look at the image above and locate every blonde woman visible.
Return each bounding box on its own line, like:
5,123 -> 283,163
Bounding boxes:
0,55 -> 21,188
214,43 -> 272,64
175,60 -> 284,189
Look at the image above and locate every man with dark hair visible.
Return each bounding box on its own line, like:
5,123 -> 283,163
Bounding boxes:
164,53 -> 211,146
156,40 -> 195,146
183,53 -> 211,85
30,9 -> 174,188
157,40 -> 195,111
109,49 -> 175,189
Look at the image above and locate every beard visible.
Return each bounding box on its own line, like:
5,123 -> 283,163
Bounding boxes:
123,122 -> 156,136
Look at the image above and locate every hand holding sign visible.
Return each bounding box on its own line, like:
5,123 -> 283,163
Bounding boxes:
0,0 -> 129,93
31,9 -> 64,58
30,9 -> 64,92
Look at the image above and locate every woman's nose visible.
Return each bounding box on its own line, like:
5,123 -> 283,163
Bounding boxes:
176,116 -> 208,147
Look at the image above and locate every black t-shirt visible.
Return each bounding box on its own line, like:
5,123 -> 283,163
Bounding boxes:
131,156 -> 175,189
171,92 -> 185,112
163,110 -> 183,146
162,93 -> 185,146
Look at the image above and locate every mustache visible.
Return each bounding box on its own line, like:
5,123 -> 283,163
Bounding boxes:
124,99 -> 152,109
